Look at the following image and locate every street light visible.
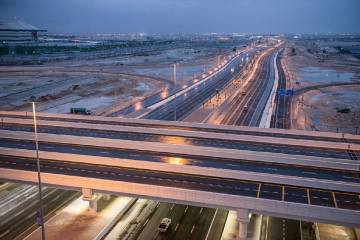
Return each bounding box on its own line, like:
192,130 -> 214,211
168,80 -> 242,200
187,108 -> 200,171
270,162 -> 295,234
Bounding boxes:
173,63 -> 177,121
30,96 -> 45,240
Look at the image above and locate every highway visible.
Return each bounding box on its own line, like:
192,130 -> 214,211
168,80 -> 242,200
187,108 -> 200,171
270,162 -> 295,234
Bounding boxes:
0,155 -> 359,213
2,113 -> 359,145
264,48 -> 308,240
121,48 -> 263,240
0,48 -> 254,240
1,120 -> 358,161
0,183 -> 79,240
136,203 -> 223,240
221,49 -> 274,126
109,49 -> 245,117
1,43 -> 359,239
218,47 -> 297,240
270,49 -> 292,129
215,47 -> 316,240
142,52 -> 249,121
2,110 -> 360,144
0,136 -> 358,184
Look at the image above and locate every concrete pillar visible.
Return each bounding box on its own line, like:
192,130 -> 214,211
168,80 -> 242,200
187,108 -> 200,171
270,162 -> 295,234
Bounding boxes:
89,198 -> 98,212
237,209 -> 250,240
82,188 -> 97,212
102,193 -> 111,201
354,228 -> 360,240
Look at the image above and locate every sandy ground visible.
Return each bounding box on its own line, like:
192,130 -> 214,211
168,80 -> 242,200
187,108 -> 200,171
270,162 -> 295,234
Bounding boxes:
282,38 -> 360,134
293,85 -> 360,133
0,44 -> 225,116
0,66 -> 162,114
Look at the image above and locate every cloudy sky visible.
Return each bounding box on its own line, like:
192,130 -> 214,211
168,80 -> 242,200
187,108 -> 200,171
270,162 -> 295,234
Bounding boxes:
1,0 -> 359,34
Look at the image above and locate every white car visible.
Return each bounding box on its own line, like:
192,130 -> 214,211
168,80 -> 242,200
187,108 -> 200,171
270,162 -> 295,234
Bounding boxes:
158,218 -> 171,232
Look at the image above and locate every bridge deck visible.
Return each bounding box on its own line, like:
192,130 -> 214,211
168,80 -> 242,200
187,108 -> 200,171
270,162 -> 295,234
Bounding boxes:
0,157 -> 359,212
1,111 -> 359,144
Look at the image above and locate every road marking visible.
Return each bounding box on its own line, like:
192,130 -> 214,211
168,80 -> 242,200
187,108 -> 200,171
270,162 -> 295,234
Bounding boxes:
143,218 -> 150,227
190,225 -> 195,234
266,167 -> 278,171
332,192 -> 338,208
205,209 -> 218,240
199,207 -> 203,215
257,184 -> 261,198
170,203 -> 175,211
13,208 -> 26,217
307,189 -> 311,205
343,176 -> 357,180
0,229 -> 10,238
184,205 -> 189,213
265,216 -> 269,240
51,194 -> 61,202
174,223 -> 179,232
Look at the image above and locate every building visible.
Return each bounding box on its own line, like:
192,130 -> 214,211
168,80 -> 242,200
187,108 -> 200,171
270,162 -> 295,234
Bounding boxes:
0,20 -> 46,42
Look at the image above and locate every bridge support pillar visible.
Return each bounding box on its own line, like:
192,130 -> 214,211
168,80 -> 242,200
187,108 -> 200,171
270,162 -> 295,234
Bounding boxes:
102,193 -> 111,201
236,209 -> 250,240
82,188 -> 97,212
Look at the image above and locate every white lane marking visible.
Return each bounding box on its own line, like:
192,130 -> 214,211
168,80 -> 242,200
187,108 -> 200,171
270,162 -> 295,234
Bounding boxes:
184,205 -> 189,213
205,209 -> 218,240
190,225 -> 195,234
174,223 -> 180,232
143,218 -> 150,227
0,229 -> 10,238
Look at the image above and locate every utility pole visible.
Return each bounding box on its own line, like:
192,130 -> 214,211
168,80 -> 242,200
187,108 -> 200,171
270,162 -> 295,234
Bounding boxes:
173,63 -> 177,121
31,99 -> 45,240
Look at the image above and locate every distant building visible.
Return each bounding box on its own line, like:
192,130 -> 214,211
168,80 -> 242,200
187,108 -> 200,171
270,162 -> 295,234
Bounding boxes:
0,20 -> 46,42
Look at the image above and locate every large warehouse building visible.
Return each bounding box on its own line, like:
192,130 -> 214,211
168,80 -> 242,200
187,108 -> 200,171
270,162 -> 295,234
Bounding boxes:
0,20 -> 46,42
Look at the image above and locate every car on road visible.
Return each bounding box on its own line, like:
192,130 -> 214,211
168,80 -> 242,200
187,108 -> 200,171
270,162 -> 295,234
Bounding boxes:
243,105 -> 249,111
158,218 -> 171,232
241,91 -> 247,96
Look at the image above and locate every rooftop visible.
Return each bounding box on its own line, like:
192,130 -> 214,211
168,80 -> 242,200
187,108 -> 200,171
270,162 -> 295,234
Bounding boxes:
0,19 -> 46,32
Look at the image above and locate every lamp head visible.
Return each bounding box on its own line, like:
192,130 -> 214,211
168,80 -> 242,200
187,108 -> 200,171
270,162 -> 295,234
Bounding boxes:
30,96 -> 37,102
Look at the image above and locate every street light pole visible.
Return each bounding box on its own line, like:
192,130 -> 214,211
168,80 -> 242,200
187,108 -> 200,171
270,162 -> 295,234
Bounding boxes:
32,101 -> 45,240
173,63 -> 177,121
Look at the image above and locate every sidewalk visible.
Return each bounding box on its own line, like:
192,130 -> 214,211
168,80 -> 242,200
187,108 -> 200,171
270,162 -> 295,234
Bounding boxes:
24,195 -> 133,240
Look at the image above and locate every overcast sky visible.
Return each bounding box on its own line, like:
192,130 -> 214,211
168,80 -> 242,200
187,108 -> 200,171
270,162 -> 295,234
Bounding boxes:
1,0 -> 359,34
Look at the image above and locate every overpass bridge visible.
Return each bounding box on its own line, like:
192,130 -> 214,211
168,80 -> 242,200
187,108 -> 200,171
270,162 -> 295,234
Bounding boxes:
0,111 -> 359,238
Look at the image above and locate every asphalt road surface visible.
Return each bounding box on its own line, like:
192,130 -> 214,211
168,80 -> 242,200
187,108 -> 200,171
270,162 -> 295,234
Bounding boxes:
1,124 -> 356,160
0,183 -> 79,240
0,138 -> 358,183
1,156 -> 359,212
